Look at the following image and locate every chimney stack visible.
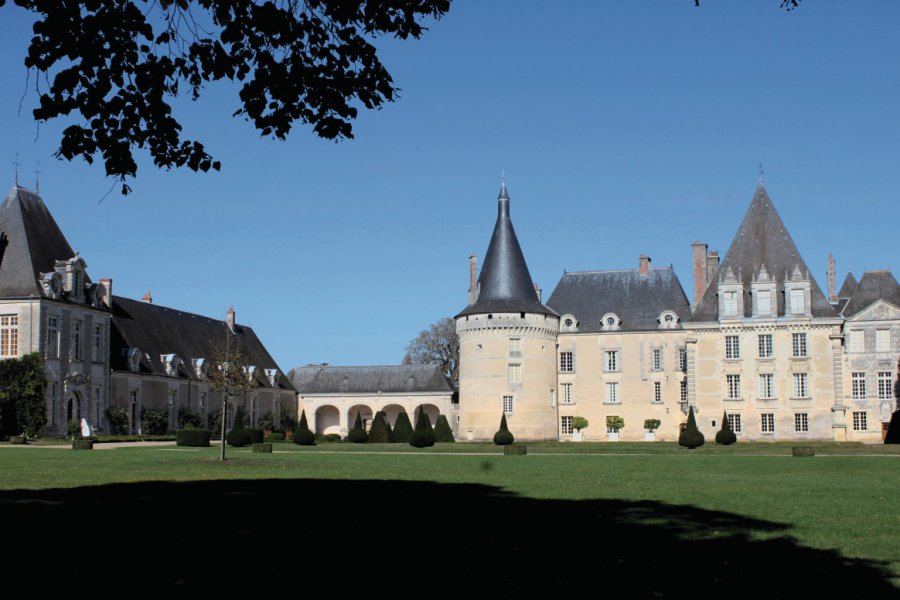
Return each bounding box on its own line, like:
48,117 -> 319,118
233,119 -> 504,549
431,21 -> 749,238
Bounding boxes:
226,306 -> 236,333
707,250 -> 720,285
467,255 -> 478,305
534,282 -> 542,302
639,255 -> 651,276
691,242 -> 708,310
141,290 -> 152,304
99,278 -> 113,309
828,253 -> 837,302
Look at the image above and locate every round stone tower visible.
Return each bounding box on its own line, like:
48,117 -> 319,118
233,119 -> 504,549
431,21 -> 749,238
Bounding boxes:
455,181 -> 560,441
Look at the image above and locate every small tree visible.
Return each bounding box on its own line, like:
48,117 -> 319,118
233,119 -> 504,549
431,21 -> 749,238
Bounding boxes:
644,419 -> 661,432
292,409 -> 315,446
679,406 -> 705,449
140,408 -> 169,435
715,411 -> 737,445
572,416 -> 589,433
885,361 -> 900,444
392,412 -> 413,443
493,413 -> 514,446
368,411 -> 393,443
0,353 -> 48,438
606,415 -> 625,432
432,414 -> 455,443
205,331 -> 254,461
106,407 -> 130,435
348,412 -> 369,443
409,410 -> 435,448
178,407 -> 202,429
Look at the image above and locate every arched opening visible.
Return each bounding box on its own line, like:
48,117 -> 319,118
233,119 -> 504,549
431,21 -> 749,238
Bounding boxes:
381,404 -> 408,428
414,403 -> 440,426
348,404 -> 374,431
315,405 -> 340,435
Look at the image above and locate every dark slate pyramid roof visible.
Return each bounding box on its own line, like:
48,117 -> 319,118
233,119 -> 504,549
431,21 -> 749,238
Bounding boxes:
838,272 -> 859,298
841,270 -> 900,317
690,184 -> 836,321
0,186 -> 85,297
457,183 -> 557,317
289,364 -> 454,394
547,267 -> 691,332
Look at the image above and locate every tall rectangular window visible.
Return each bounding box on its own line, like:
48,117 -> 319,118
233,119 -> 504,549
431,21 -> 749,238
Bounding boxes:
0,315 -> 19,357
724,291 -> 738,317
789,289 -> 805,315
502,395 -> 514,415
559,351 -> 573,372
792,333 -> 807,358
853,411 -> 867,431
72,319 -> 82,361
46,315 -> 60,358
507,364 -> 521,384
759,374 -> 774,399
876,330 -> 891,353
560,416 -> 573,435
727,374 -> 741,399
653,381 -> 662,404
93,324 -> 103,362
509,337 -> 522,358
793,373 -> 808,398
794,413 -> 809,433
878,372 -> 893,400
852,372 -> 866,400
680,380 -> 687,404
758,334 -> 773,359
761,413 -> 775,433
849,330 -> 865,353
727,413 -> 742,433
561,383 -> 574,404
651,348 -> 662,371
757,290 -> 772,315
604,350 -> 619,372
678,348 -> 687,371
606,382 -> 619,404
725,335 -> 741,359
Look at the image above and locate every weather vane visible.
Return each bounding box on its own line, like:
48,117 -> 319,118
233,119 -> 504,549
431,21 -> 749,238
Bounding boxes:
34,161 -> 41,194
12,153 -> 20,187
758,162 -> 765,184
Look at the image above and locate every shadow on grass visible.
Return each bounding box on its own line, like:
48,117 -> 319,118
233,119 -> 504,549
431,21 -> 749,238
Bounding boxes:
2,478 -> 895,596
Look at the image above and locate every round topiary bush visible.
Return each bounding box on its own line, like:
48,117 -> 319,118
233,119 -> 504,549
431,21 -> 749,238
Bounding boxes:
715,411 -> 737,445
293,429 -> 316,445
678,406 -> 705,449
176,427 -> 210,447
247,428 -> 264,444
493,413 -> 514,446
409,411 -> 435,448
432,414 -> 455,443
226,428 -> 252,447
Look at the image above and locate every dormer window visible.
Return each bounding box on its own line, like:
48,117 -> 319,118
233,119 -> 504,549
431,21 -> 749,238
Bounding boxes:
789,289 -> 804,314
264,368 -> 279,387
161,353 -> 181,377
784,280 -> 811,318
192,358 -> 207,379
658,311 -> 680,330
40,272 -> 63,299
601,313 -> 621,331
126,347 -> 141,372
560,314 -> 578,333
89,283 -> 105,308
244,365 -> 257,382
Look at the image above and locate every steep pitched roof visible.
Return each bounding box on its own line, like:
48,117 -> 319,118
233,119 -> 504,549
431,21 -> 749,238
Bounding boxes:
547,267 -> 691,332
0,186 -> 85,298
838,272 -> 859,298
290,364 -> 454,395
457,184 -> 557,317
690,184 -> 836,321
841,270 -> 900,317
109,296 -> 294,390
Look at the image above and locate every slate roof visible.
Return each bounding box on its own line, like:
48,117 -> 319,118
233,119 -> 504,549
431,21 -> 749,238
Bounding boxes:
290,364 -> 454,395
838,272 -> 859,298
457,183 -> 557,317
841,270 -> 900,317
689,184 -> 836,321
109,295 -> 294,390
0,186 -> 90,299
546,267 -> 691,332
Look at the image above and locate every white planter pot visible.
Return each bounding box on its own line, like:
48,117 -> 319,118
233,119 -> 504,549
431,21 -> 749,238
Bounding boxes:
644,432 -> 656,442
607,432 -> 619,442
572,431 -> 583,442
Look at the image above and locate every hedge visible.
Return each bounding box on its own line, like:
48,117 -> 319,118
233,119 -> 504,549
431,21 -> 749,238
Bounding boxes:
176,428 -> 210,447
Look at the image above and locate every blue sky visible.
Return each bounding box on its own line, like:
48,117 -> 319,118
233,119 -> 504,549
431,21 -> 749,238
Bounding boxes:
0,1 -> 897,371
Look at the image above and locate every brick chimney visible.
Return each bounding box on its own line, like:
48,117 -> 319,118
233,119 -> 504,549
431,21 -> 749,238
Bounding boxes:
639,255 -> 651,276
691,242 -> 708,310
99,278 -> 113,309
828,253 -> 837,302
141,290 -> 152,304
467,254 -> 478,305
226,306 -> 236,333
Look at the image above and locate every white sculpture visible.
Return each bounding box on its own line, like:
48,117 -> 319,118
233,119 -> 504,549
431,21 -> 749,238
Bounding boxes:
80,418 -> 92,438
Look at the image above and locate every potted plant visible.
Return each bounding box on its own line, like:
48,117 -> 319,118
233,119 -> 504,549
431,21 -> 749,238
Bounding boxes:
606,415 -> 624,442
644,418 -> 661,442
572,416 -> 589,442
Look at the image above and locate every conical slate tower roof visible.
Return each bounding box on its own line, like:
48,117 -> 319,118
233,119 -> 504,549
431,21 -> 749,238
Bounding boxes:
457,182 -> 557,317
690,184 -> 836,320
837,272 -> 859,298
0,185 -> 84,297
841,270 -> 900,317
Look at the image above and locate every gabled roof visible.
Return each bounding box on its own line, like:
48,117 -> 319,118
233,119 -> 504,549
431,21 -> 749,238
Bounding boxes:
690,184 -> 836,321
841,270 -> 900,317
0,186 -> 87,298
838,272 -> 859,298
547,267 -> 691,332
109,296 -> 294,390
290,364 -> 454,395
457,184 -> 557,318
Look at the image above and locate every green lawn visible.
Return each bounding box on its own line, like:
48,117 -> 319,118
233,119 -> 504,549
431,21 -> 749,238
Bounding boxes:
0,442 -> 897,594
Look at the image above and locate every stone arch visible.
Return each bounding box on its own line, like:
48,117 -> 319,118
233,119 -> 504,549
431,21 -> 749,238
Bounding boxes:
414,403 -> 441,426
348,404 -> 374,431
315,405 -> 341,435
381,404 -> 408,427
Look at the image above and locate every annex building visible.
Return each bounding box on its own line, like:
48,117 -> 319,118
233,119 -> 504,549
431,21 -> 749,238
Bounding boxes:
455,181 -> 899,442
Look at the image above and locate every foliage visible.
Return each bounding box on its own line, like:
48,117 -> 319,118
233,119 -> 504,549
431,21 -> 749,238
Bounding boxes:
368,411 -> 394,443
884,412 -> 900,445
572,416 -> 589,432
409,410 -> 435,448
493,413 -> 514,446
643,419 -> 661,432
792,446 -> 815,457
206,341 -> 254,427
176,427 -> 211,447
141,408 -> 169,435
4,0 -> 450,192
402,317 -> 459,388
695,0 -> 800,8
715,411 -> 737,446
267,432 -> 285,442
280,411 -> 297,434
178,407 -> 203,429
226,428 -> 252,447
66,420 -> 80,438
293,409 -> 315,446
207,409 -> 222,432
252,443 -> 273,453
106,407 -> 130,435
247,428 -> 264,444
606,416 -> 625,432
71,439 -> 93,450
679,406 -> 705,449
348,412 -> 369,444
258,412 -> 274,432
432,414 -> 455,443
314,433 -> 342,443
0,353 -> 48,438
231,406 -> 248,431
392,412 -> 413,443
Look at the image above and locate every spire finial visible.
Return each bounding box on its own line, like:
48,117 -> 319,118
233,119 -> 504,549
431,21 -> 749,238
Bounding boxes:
33,161 -> 41,194
498,171 -> 509,200
12,153 -> 20,187
758,162 -> 765,184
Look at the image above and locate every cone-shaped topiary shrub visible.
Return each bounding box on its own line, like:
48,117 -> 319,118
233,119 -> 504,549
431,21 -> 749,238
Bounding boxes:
348,411 -> 369,443
678,406 -> 705,449
368,411 -> 393,443
433,414 -> 455,443
885,411 -> 900,444
292,409 -> 316,446
247,428 -> 264,444
231,406 -> 247,431
392,411 -> 413,443
176,427 -> 210,447
409,410 -> 435,448
493,413 -> 514,446
715,411 -> 737,445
